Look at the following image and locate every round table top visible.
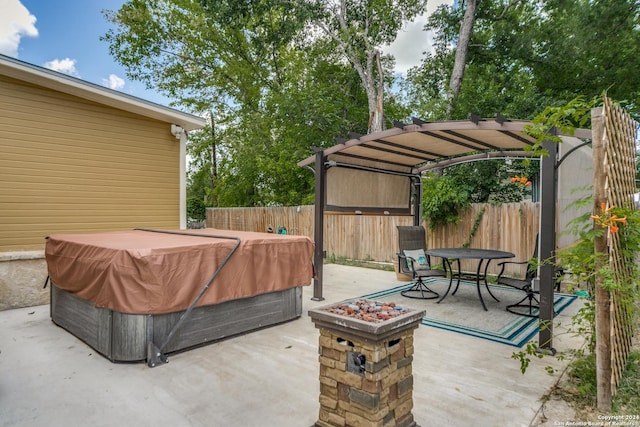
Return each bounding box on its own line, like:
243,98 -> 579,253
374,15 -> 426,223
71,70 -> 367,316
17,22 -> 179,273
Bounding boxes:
425,247 -> 515,260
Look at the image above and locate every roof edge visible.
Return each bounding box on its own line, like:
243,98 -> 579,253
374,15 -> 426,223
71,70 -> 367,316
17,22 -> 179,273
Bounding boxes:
0,54 -> 206,131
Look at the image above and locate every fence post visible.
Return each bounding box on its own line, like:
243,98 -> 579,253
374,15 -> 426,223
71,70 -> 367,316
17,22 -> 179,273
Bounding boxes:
592,107 -> 612,411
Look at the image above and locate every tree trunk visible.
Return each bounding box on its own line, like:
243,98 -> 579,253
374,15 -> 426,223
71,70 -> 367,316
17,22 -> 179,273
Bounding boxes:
209,112 -> 217,205
446,0 -> 478,119
313,0 -> 385,135
368,49 -> 385,133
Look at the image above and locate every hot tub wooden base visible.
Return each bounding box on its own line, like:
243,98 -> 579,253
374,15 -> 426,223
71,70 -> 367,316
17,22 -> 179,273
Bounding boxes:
50,283 -> 303,364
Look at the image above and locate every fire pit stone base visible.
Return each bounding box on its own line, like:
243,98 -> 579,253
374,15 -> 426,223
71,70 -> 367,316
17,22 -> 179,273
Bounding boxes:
310,299 -> 423,427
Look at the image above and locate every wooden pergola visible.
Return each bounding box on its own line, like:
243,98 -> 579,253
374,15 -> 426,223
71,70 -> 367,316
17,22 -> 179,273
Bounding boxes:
298,116 -> 592,351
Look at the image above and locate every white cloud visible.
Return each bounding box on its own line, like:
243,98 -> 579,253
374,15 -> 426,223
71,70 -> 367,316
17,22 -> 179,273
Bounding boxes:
44,58 -> 80,77
384,0 -> 453,74
102,74 -> 125,91
0,0 -> 38,57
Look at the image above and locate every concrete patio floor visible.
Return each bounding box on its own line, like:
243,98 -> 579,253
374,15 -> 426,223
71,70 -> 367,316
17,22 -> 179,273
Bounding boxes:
0,264 -> 584,427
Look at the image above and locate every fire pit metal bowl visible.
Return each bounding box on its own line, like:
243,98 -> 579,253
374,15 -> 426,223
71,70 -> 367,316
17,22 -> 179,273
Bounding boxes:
309,298 -> 425,342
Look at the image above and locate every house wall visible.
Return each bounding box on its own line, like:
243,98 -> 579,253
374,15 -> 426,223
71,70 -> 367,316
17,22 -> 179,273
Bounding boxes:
0,75 -> 181,309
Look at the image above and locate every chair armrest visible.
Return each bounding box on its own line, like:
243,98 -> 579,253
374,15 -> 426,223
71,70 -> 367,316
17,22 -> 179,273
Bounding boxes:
496,260 -> 530,281
496,260 -> 529,267
397,253 -> 414,274
397,253 -> 413,263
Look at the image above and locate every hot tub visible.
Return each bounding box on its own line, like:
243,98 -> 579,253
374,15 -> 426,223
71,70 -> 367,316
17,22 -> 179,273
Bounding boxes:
45,228 -> 314,366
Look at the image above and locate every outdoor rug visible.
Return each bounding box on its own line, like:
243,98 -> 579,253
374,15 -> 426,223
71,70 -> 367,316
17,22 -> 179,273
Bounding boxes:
360,278 -> 577,347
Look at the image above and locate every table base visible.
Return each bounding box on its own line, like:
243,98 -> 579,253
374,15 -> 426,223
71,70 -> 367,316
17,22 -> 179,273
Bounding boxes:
437,258 -> 500,311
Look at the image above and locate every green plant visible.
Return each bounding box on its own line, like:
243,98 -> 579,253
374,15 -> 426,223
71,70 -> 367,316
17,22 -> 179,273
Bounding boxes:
420,158 -> 535,229
523,95 -> 600,154
421,172 -> 471,229
187,197 -> 207,222
558,349 -> 640,416
612,350 -> 640,414
565,352 -> 599,408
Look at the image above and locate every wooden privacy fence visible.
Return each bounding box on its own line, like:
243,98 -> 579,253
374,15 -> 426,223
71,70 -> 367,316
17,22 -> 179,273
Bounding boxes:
207,205 -> 315,237
207,201 -> 540,278
426,202 -> 539,277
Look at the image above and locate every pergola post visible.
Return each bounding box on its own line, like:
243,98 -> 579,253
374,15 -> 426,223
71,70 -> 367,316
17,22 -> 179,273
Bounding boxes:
413,176 -> 422,226
312,148 -> 326,301
538,136 -> 557,351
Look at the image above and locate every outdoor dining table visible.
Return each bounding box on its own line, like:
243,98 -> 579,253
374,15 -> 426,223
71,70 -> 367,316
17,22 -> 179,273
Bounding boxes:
425,248 -> 515,311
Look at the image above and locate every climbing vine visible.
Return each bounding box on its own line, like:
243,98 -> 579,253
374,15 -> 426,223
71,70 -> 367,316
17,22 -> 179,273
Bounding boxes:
462,206 -> 486,248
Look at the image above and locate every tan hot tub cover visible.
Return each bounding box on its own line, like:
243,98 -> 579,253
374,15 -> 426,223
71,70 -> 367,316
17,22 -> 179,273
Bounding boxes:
45,229 -> 315,314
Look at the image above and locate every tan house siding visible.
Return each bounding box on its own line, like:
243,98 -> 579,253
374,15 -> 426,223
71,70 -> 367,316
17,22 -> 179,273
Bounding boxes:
0,75 -> 181,251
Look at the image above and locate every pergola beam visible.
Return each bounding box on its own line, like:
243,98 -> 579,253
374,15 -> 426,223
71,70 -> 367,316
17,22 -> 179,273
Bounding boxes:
418,150 -> 536,172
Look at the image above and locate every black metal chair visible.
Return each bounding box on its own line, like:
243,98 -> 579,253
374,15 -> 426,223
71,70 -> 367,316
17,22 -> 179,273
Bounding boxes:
497,255 -> 539,317
496,235 -> 562,317
396,226 -> 446,299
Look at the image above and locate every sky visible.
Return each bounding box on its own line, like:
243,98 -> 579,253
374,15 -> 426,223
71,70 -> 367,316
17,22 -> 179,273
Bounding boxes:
1,0 -> 452,110
0,0 -> 171,106
386,0 -> 453,74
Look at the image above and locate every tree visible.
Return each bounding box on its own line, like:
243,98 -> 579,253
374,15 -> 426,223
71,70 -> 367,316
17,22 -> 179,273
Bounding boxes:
264,0 -> 426,133
104,0 -> 421,207
513,0 -> 640,121
507,0 -> 640,118
421,158 -> 538,228
407,0 -> 640,121
186,119 -> 216,205
405,0 -> 546,120
443,159 -> 537,203
102,1 -> 323,205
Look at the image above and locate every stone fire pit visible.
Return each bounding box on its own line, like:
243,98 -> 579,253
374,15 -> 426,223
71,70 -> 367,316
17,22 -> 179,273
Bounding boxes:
309,298 -> 425,427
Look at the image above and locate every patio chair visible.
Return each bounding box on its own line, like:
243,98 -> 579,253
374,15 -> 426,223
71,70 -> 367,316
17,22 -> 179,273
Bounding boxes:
496,235 -> 562,318
496,254 -> 539,317
396,226 -> 446,299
